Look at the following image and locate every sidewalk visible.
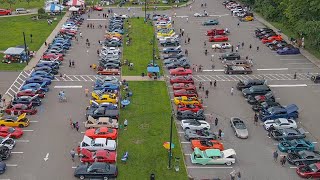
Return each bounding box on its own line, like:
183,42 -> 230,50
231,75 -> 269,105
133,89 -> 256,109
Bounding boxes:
121,76 -> 165,81
24,11 -> 71,71
254,14 -> 320,69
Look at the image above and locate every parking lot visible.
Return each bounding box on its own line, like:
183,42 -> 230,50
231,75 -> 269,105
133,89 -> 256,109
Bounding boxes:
163,0 -> 320,179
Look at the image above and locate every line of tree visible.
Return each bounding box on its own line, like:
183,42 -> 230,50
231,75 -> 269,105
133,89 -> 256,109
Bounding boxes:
240,0 -> 320,49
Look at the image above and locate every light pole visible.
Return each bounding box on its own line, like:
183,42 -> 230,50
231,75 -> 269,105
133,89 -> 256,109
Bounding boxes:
30,34 -> 33,43
23,32 -> 29,64
152,32 -> 155,66
144,0 -> 147,21
168,114 -> 173,169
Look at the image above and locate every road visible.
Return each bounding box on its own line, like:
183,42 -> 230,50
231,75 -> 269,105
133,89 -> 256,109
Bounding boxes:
0,9 -> 38,18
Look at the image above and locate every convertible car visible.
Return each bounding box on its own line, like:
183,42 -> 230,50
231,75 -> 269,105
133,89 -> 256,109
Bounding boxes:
169,67 -> 192,76
230,117 -> 248,139
5,103 -> 37,115
296,162 -> 320,179
203,19 -> 219,26
209,35 -> 228,42
172,83 -> 196,90
191,148 -> 236,165
0,126 -> 23,139
84,127 -> 118,140
184,129 -> 216,141
170,76 -> 194,84
174,96 -> 200,105
177,104 -> 203,113
174,89 -> 197,97
16,89 -> 45,98
206,29 -> 227,36
191,139 -> 224,151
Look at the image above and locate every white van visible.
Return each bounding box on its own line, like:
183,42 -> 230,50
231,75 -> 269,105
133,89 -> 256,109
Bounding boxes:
16,8 -> 30,14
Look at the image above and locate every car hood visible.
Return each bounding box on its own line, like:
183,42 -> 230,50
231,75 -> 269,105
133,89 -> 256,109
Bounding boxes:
242,88 -> 250,95
74,164 -> 88,175
222,149 -> 236,157
236,129 -> 248,136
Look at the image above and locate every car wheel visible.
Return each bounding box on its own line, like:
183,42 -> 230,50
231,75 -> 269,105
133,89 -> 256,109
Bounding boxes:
103,177 -> 109,180
235,132 -> 238,137
203,128 -> 208,130
226,161 -> 232,166
244,72 -> 247,75
185,127 -> 190,130
79,175 -> 85,180
287,149 -> 292,153
229,72 -> 232,75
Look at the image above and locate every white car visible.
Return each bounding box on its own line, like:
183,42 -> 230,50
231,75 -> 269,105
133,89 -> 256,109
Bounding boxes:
80,136 -> 116,151
0,136 -> 15,150
155,21 -> 171,27
16,8 -> 30,14
181,119 -> 210,130
263,118 -> 297,130
101,47 -> 121,54
113,13 -> 129,19
158,35 -> 180,43
212,42 -> 232,49
62,24 -> 77,29
194,13 -> 208,17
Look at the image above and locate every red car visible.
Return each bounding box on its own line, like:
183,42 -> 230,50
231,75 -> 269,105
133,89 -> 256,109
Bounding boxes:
172,83 -> 196,90
0,126 -> 23,139
296,163 -> 320,178
42,53 -> 64,61
17,89 -> 45,98
93,6 -> 103,11
177,104 -> 203,113
174,89 -> 198,97
80,149 -> 116,163
170,76 -> 194,84
59,29 -> 77,35
209,35 -> 228,42
5,103 -> 37,115
206,29 -> 226,36
0,9 -> 11,16
84,127 -> 118,140
169,68 -> 192,76
261,35 -> 282,44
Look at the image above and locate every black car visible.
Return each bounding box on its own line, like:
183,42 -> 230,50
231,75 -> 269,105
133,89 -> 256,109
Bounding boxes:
34,66 -> 59,75
287,150 -> 320,166
74,162 -> 118,179
12,96 -> 42,106
162,52 -> 184,59
85,107 -> 119,120
269,42 -> 289,51
242,85 -> 271,97
176,110 -> 205,120
219,53 -> 240,60
252,100 -> 280,112
247,91 -> 275,105
258,32 -> 277,40
0,146 -> 10,160
166,61 -> 190,70
311,75 -> 320,83
270,128 -> 306,141
236,79 -> 265,90
160,40 -> 180,47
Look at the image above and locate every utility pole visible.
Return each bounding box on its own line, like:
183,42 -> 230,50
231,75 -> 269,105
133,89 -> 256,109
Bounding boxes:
144,0 -> 147,22
152,33 -> 155,66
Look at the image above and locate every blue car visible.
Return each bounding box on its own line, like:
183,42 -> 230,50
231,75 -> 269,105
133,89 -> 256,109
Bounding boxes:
51,43 -> 70,50
162,46 -> 182,54
25,76 -> 52,85
259,104 -> 299,121
36,62 -> 59,70
278,139 -> 315,153
21,82 -> 49,92
53,39 -> 71,45
111,29 -> 124,34
94,83 -> 119,91
90,101 -> 118,110
277,47 -> 300,55
35,66 -> 59,75
31,71 -> 54,80
0,161 -> 6,174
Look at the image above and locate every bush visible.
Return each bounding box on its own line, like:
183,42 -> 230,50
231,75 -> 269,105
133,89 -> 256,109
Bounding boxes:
38,8 -> 45,14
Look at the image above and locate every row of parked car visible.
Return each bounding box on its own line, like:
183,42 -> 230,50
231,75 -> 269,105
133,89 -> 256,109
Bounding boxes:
236,79 -> 320,178
0,14 -> 84,174
223,0 -> 254,22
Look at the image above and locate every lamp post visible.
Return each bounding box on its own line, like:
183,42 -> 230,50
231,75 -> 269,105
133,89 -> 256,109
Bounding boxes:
30,34 -> 33,43
168,114 -> 173,169
144,0 -> 147,21
23,32 -> 29,64
152,32 -> 155,66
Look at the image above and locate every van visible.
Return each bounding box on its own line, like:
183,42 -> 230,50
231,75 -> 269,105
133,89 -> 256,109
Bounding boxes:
16,8 -> 29,14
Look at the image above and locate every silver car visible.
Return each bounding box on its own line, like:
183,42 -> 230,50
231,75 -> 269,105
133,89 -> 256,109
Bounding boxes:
230,117 -> 249,139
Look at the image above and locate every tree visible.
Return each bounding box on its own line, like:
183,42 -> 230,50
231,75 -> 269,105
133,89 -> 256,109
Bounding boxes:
7,0 -> 16,9
26,0 -> 32,5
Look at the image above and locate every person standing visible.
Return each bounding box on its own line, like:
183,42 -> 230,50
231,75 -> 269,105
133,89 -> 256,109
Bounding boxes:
273,150 -> 279,162
215,117 -> 218,126
204,41 -> 207,47
257,46 -> 259,51
75,122 -> 79,132
280,156 -> 286,166
231,87 -> 234,96
254,113 -> 258,125
85,88 -> 89,97
205,89 -> 209,98
70,118 -> 73,129
185,49 -> 188,56
71,60 -> 75,67
124,119 -> 128,130
214,80 -> 217,87
70,149 -> 76,162
79,32 -> 82,38
241,42 -> 244,48
189,5 -> 192,11
210,81 -> 213,87
231,45 -> 234,52
293,72 -> 297,79
236,46 -> 239,52
249,44 -> 252,50
218,129 -> 222,139
69,60 -> 72,67
186,17 -> 189,23
188,37 -> 190,44
237,172 -> 241,180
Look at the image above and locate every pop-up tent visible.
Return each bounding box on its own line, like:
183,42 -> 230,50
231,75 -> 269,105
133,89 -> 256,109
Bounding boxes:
66,0 -> 84,6
3,47 -> 28,63
45,3 -> 65,12
69,6 -> 79,11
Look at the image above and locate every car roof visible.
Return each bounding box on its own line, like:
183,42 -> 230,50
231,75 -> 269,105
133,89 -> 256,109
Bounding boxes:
277,118 -> 289,123
298,150 -> 316,158
205,149 -> 221,157
95,138 -> 106,144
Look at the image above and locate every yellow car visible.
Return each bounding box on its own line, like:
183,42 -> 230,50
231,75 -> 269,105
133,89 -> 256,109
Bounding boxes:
241,16 -> 254,22
91,92 -> 118,104
174,96 -> 201,105
157,29 -> 175,38
104,32 -> 122,39
0,113 -> 30,128
156,24 -> 172,30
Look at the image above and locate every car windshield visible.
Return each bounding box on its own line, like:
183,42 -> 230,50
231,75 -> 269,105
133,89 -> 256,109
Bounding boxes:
290,140 -> 298,146
274,119 -> 281,125
95,128 -> 101,134
8,128 -> 15,133
236,123 -> 246,129
308,164 -> 319,172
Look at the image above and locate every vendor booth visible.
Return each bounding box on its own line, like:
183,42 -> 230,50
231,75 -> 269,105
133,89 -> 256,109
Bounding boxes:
147,66 -> 160,79
45,3 -> 65,12
3,47 -> 29,63
66,0 -> 85,6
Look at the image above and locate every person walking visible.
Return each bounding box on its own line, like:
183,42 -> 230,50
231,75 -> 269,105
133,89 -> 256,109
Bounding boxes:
70,149 -> 76,162
186,17 -> 189,23
231,87 -> 234,96
205,89 -> 209,98
195,65 -> 198,72
273,150 -> 279,162
185,49 -> 188,56
241,42 -> 244,48
257,46 -> 259,51
85,88 -> 89,97
236,46 -> 239,52
211,54 -> 214,61
204,41 -> 207,47
187,37 -> 190,44
237,171 -> 241,180
79,32 -> 82,38
237,22 -> 240,26
75,122 -> 79,132
202,86 -> 204,91
254,113 -> 258,125
218,129 -> 222,139
71,60 -> 75,67
189,5 -> 192,11
214,80 -> 217,87
280,156 -> 286,166
198,82 -> 202,89
231,45 -> 234,52
44,41 -> 47,46
69,60 -> 72,67
293,72 -> 297,79
210,81 -> 213,87
215,117 -> 218,126
249,44 -> 252,50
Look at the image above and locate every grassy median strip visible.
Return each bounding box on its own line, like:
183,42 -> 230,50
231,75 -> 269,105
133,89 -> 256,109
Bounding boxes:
122,18 -> 162,76
118,81 -> 187,179
0,14 -> 64,51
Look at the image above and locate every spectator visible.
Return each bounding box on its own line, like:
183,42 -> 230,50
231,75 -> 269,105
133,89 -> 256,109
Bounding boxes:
70,149 -> 76,162
215,117 -> 218,126
273,150 -> 279,162
231,87 -> 234,95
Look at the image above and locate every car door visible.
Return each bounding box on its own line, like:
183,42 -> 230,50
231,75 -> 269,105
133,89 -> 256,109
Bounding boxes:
4,120 -> 14,126
295,144 -> 305,151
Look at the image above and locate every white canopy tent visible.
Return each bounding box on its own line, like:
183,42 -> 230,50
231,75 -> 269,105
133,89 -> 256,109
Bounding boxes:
66,0 -> 84,6
69,6 -> 79,11
45,3 -> 65,12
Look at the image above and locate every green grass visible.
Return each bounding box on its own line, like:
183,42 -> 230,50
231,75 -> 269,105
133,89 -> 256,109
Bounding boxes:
0,14 -> 64,51
0,0 -> 44,9
122,18 -> 162,76
0,53 -> 27,71
117,81 -> 187,180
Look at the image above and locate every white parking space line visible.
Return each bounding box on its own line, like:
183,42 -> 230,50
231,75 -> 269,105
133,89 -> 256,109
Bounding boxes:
86,75 -> 94,81
209,14 -> 229,17
204,75 -> 213,81
269,84 -> 307,87
22,130 -> 34,132
313,142 -> 318,144
11,152 -> 24,154
272,74 -> 285,80
217,75 -> 230,81
178,131 -> 184,133
257,68 -> 288,71
291,67 -> 314,70
214,75 -> 224,81
87,19 -> 108,21
287,62 -> 313,65
72,76 -> 81,81
72,166 -> 77,169
195,76 -> 206,81
203,69 -> 213,72
16,140 -> 30,143
289,167 -> 297,169
6,164 -> 18,167
54,86 -> 83,88
279,59 -> 305,61
0,179 -> 11,180
184,154 -> 191,156
213,69 -> 224,72
181,142 -> 191,144
227,76 -> 237,81
79,76 -> 88,81
187,166 -> 233,169
30,121 -> 38,123
200,75 -> 211,81
192,76 -> 201,81
64,76 -> 74,81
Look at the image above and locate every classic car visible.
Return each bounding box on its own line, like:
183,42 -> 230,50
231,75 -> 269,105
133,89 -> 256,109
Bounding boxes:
311,75 -> 320,83
0,9 -> 11,15
261,35 -> 282,43
296,162 -> 320,178
287,150 -> 320,166
31,71 -> 54,80
277,47 -> 300,55
104,41 -> 122,47
34,66 -> 58,75
191,148 -> 236,165
160,40 -> 179,47
84,127 -> 117,140
191,139 -> 224,151
219,53 -> 240,60
212,42 -> 232,49
174,96 -> 200,105
169,67 -> 192,76
20,83 -> 49,93
259,104 -> 299,121
166,61 -> 190,70
242,85 -> 270,97
12,95 -> 41,107
170,76 -> 194,84
247,91 -> 275,105
97,69 -> 120,75
74,162 -> 118,179
202,19 -> 219,26
163,56 -> 187,65
177,104 -> 203,113
263,118 -> 298,130
0,136 -> 15,150
80,149 -> 116,164
85,107 -> 119,120
224,65 -> 252,75
5,103 -> 37,115
94,83 -> 119,91
206,29 -> 227,36
0,126 -> 23,139
0,146 -> 11,160
270,128 -> 306,141
85,116 -> 118,129
209,35 -> 229,42
236,79 -> 265,90
172,83 -> 196,90
162,52 -> 184,59
91,92 -> 117,104
194,12 -> 208,17
230,117 -> 248,139
36,61 -> 60,69
80,136 -> 116,151
177,109 -> 205,120
252,100 -> 280,112
181,119 -> 210,130
25,76 -> 52,86
240,16 -> 254,21
93,6 -> 103,11
41,53 -> 64,61
174,89 -> 197,97
0,113 -> 30,128
184,129 -> 217,141
162,46 -> 182,54
87,101 -> 118,111
16,89 -> 45,99
278,139 -> 315,153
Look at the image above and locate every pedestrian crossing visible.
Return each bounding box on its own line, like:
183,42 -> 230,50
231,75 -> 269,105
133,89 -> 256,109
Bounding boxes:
191,73 -> 317,82
52,75 -> 120,82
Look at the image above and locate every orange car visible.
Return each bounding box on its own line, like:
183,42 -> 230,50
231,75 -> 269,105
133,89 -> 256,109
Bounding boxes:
261,35 -> 282,44
191,139 -> 224,151
84,127 -> 118,140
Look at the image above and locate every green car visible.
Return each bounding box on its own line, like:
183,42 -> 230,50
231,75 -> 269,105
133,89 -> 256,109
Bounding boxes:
202,19 -> 219,26
191,147 -> 236,165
